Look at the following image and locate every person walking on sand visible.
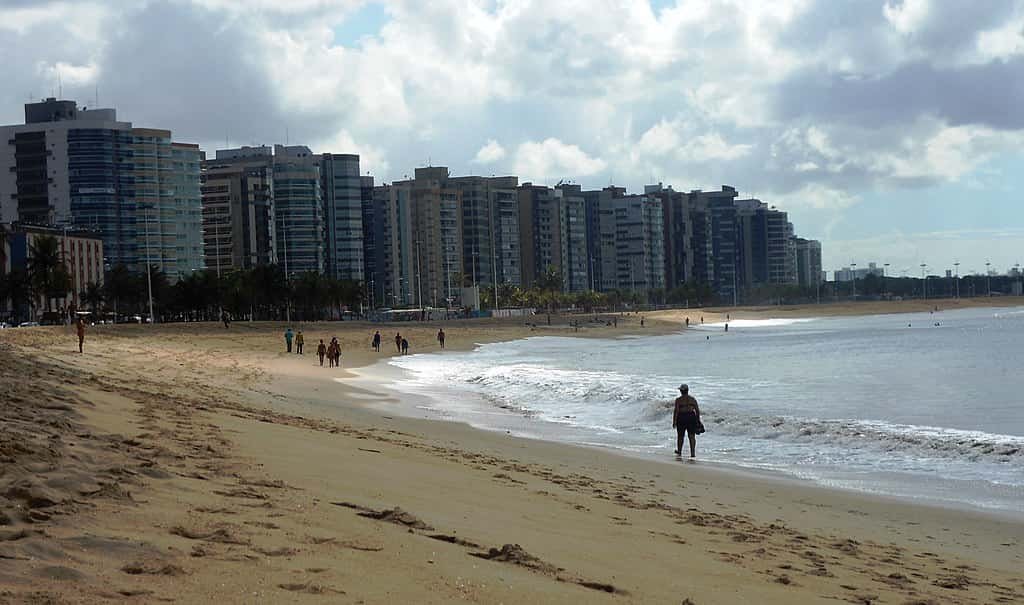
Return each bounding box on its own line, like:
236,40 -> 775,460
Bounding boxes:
672,384 -> 703,458
295,330 -> 305,355
372,330 -> 381,352
640,316 -> 645,327
76,317 -> 85,353
221,310 -> 231,329
401,337 -> 409,355
437,328 -> 445,349
329,337 -> 341,368
284,327 -> 294,353
317,339 -> 327,366
395,332 -> 402,353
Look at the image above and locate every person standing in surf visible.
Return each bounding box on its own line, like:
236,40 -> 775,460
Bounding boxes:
673,384 -> 702,458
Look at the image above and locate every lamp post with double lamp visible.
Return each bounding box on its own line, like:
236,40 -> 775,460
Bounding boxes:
921,263 -> 927,299
883,263 -> 890,298
851,262 -> 857,300
985,261 -> 992,296
954,262 -> 960,299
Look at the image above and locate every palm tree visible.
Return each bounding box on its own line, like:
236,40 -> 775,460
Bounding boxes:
28,235 -> 71,313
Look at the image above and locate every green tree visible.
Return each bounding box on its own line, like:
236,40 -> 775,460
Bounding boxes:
81,282 -> 105,314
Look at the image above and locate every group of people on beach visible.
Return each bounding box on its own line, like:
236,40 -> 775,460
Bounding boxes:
317,338 -> 342,367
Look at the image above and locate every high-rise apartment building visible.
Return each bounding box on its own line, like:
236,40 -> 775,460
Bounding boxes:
200,146 -> 276,273
0,98 -> 203,277
132,129 -> 204,279
597,193 -> 665,293
273,145 -> 323,275
448,175 -> 520,289
647,183 -> 693,291
320,153 -> 364,281
554,184 -> 589,292
518,183 -> 564,290
390,168 -> 463,308
794,238 -> 823,287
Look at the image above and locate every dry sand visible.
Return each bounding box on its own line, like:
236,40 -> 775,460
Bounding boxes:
2,300 -> 1023,604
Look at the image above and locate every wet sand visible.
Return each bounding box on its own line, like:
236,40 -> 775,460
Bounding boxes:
2,301 -> 1023,603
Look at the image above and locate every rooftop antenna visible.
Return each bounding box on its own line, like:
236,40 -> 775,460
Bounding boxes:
94,84 -> 99,108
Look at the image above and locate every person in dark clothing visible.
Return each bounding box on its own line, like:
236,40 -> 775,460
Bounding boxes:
395,332 -> 402,353
317,339 -> 327,366
437,328 -> 445,349
221,310 -> 230,329
76,318 -> 85,353
672,384 -> 702,458
400,337 -> 409,355
372,331 -> 381,352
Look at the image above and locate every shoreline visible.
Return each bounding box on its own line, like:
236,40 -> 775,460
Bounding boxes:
347,348 -> 1024,523
2,305 -> 1023,603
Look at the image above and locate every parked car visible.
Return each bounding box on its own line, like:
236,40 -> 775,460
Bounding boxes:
18,321 -> 40,327
0,321 -> 10,329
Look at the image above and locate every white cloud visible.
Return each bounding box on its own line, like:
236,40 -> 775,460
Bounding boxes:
472,139 -> 506,164
677,133 -> 754,162
883,0 -> 932,35
513,138 -> 607,184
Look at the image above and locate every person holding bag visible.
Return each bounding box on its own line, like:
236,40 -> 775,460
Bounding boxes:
672,384 -> 704,458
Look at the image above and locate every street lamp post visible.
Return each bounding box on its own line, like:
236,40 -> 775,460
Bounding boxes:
851,262 -> 857,300
142,205 -> 155,324
883,263 -> 890,298
954,262 -> 960,299
985,261 -> 991,296
921,263 -> 927,300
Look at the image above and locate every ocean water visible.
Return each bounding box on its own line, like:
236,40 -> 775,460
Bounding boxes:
379,306 -> 1024,514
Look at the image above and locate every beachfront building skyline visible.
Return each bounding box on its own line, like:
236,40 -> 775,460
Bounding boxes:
0,97 -> 203,278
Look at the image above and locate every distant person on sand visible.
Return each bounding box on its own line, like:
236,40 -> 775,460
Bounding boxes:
437,328 -> 445,349
221,310 -> 230,329
296,330 -> 305,355
76,318 -> 85,353
685,317 -> 690,327
672,384 -> 703,458
395,332 -> 402,353
640,316 -> 645,327
401,337 -> 409,355
372,330 -> 381,352
284,328 -> 294,353
317,339 -> 327,366
328,337 -> 340,368
724,323 -> 729,332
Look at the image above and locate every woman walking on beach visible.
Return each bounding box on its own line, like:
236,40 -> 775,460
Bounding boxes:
673,384 -> 703,458
317,339 -> 327,366
437,328 -> 445,349
395,332 -> 402,353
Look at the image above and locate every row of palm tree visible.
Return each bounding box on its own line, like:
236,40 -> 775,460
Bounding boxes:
77,264 -> 366,322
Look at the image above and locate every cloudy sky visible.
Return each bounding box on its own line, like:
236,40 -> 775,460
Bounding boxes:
2,0 -> 1022,275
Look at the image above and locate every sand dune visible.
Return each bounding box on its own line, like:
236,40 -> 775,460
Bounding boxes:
1,305 -> 1022,603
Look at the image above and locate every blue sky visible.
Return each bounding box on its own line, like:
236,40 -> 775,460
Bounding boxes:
1,0 -> 1022,274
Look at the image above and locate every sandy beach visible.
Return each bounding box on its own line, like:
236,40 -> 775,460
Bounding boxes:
2,299 -> 1023,604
